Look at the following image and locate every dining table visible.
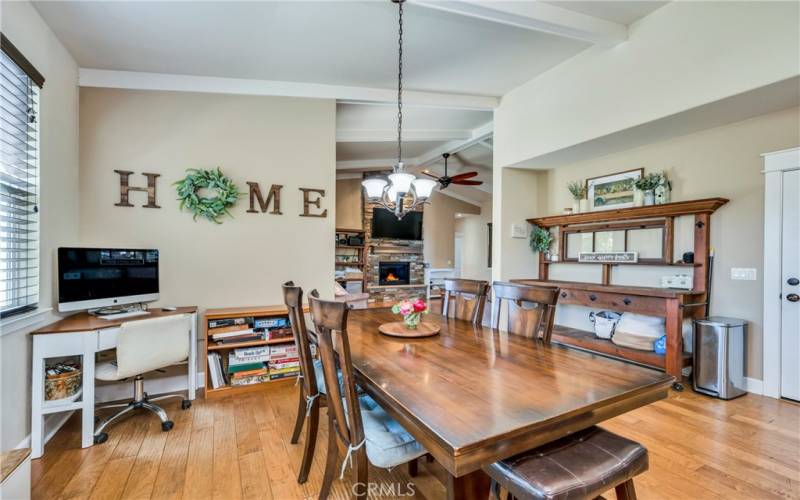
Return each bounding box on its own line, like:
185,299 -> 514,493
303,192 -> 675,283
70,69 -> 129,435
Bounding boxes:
344,307 -> 675,500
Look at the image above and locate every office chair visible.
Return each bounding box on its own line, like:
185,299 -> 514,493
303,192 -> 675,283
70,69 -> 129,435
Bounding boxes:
93,314 -> 192,444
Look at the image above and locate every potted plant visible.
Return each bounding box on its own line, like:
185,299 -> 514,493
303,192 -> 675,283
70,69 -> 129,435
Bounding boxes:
529,225 -> 554,258
391,297 -> 429,329
567,180 -> 587,213
634,173 -> 662,206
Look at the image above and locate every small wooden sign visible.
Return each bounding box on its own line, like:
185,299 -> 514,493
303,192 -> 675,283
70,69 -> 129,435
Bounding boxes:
578,251 -> 638,263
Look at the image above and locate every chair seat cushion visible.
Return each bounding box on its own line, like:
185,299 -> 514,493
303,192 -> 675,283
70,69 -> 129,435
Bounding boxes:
95,361 -> 121,381
484,426 -> 648,500
358,395 -> 426,469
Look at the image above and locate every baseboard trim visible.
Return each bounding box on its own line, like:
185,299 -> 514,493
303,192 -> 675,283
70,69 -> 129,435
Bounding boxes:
744,377 -> 764,395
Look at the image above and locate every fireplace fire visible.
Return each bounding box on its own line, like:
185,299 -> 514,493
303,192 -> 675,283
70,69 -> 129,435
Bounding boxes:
378,262 -> 410,286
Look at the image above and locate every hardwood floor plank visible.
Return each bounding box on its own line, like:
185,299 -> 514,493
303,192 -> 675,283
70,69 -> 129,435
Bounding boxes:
31,384 -> 800,500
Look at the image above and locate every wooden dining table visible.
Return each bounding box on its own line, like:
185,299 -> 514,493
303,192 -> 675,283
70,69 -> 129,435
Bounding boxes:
344,308 -> 674,499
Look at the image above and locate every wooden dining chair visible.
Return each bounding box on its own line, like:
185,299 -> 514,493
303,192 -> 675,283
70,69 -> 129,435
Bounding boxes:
441,278 -> 490,325
308,290 -> 426,500
484,426 -> 648,500
282,281 -> 327,484
491,282 -> 560,343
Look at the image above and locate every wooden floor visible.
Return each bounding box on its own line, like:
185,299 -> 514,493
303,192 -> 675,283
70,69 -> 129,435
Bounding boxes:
32,382 -> 800,500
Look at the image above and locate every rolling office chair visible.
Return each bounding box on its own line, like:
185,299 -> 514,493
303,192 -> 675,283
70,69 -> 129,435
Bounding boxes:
93,314 -> 192,444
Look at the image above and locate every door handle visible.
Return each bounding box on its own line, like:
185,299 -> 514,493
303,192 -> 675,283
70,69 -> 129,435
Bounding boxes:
788,294 -> 800,303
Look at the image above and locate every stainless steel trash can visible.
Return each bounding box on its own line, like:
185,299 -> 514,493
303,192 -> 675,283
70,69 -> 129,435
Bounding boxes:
693,317 -> 747,399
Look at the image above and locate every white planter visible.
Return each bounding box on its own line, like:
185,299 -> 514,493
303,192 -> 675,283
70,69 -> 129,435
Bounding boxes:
579,199 -> 590,212
572,201 -> 580,213
633,190 -> 644,207
643,191 -> 655,206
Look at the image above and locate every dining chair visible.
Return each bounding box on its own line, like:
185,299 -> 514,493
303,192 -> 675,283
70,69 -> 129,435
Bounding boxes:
491,282 -> 560,343
308,290 -> 426,500
441,278 -> 490,325
282,281 -> 329,484
484,426 -> 648,500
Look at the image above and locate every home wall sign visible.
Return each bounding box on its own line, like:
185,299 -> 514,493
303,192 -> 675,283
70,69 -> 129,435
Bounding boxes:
578,251 -> 638,263
113,169 -> 328,221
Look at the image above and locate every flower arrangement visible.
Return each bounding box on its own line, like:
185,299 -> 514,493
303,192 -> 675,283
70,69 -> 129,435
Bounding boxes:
391,297 -> 429,329
566,180 -> 587,201
634,172 -> 663,192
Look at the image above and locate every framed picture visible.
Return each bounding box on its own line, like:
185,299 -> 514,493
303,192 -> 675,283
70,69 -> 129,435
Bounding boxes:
586,168 -> 643,211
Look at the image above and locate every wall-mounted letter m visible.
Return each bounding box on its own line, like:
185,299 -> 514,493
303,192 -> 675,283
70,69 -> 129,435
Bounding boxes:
114,170 -> 161,208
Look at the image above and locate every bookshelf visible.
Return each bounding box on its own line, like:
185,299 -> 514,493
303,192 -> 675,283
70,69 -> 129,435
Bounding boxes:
203,305 -> 301,399
335,227 -> 367,293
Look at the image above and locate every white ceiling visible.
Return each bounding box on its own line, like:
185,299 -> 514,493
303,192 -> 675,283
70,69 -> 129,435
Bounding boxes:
32,0 -> 671,206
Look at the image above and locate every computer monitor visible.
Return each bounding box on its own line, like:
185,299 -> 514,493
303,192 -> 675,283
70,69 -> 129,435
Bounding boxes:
57,247 -> 160,312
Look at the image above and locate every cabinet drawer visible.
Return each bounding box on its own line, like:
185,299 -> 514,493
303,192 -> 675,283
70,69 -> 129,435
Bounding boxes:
557,289 -> 666,316
97,328 -> 120,351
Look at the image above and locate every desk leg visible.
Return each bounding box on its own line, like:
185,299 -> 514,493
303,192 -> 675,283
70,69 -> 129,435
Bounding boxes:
665,299 -> 684,390
447,469 -> 491,500
81,336 -> 96,449
30,339 -> 45,459
188,312 -> 197,400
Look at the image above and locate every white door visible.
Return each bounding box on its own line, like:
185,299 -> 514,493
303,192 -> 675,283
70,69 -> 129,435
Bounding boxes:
781,169 -> 800,401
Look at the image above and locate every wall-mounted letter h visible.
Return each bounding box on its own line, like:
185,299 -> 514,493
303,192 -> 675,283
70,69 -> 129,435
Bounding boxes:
114,170 -> 161,208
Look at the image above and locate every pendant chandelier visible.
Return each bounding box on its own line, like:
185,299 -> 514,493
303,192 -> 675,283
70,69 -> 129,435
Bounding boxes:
362,0 -> 437,220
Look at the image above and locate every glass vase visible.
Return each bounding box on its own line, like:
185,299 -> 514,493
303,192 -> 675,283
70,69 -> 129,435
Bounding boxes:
403,312 -> 421,329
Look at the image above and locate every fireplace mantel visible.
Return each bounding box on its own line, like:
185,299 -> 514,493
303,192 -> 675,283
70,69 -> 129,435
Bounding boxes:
370,245 -> 423,255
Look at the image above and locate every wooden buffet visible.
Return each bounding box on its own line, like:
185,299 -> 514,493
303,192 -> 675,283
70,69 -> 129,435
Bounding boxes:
523,198 -> 728,389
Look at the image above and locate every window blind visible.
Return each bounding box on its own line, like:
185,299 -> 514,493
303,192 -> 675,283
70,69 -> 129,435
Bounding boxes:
0,44 -> 40,318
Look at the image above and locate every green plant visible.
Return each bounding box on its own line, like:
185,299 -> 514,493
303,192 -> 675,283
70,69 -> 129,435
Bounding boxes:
634,172 -> 662,192
567,180 -> 586,200
529,226 -> 553,253
174,168 -> 242,224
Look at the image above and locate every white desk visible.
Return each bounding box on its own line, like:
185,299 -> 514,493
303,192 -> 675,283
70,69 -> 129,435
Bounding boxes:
29,307 -> 197,459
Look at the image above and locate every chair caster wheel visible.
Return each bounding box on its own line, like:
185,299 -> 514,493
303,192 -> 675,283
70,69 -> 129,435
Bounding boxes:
181,399 -> 192,410
672,382 -> 684,392
94,433 -> 108,444
162,421 -> 174,431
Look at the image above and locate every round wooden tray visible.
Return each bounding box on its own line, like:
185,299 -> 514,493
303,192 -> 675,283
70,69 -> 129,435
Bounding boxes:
378,321 -> 440,338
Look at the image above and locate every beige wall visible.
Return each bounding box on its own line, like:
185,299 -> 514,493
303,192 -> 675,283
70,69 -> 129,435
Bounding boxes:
510,107 -> 800,379
335,178 -> 362,229
423,192 -> 480,269
455,200 -> 493,281
495,1 -> 800,168
0,1 -> 80,450
79,88 -> 336,310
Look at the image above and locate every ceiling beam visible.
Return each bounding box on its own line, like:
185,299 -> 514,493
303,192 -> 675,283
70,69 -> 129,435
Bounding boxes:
409,0 -> 628,46
336,159 -> 401,171
476,140 -> 493,151
337,129 -> 472,143
79,69 -> 499,110
413,121 -> 493,171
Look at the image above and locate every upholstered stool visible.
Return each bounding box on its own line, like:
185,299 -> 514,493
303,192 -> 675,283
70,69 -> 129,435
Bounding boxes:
484,426 -> 648,500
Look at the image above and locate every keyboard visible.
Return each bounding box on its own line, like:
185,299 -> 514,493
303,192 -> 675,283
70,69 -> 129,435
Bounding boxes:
97,310 -> 151,320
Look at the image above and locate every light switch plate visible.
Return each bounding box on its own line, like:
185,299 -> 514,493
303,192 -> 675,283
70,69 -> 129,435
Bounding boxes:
731,268 -> 757,280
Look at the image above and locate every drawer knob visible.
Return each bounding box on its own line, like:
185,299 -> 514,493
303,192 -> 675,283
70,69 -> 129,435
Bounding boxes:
561,292 -> 567,298
623,298 -> 632,305
589,294 -> 597,301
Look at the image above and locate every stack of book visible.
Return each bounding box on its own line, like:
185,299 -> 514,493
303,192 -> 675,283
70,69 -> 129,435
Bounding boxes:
208,316 -> 262,345
228,347 -> 269,386
254,316 -> 294,341
268,344 -> 300,380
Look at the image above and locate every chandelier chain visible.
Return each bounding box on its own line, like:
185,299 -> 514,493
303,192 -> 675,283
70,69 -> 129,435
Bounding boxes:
397,0 -> 403,165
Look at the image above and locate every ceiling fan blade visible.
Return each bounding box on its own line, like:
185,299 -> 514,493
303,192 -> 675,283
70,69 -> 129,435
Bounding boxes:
452,180 -> 484,186
449,171 -> 479,181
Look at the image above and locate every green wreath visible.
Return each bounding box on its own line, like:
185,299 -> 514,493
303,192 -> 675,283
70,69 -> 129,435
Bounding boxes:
174,168 -> 241,223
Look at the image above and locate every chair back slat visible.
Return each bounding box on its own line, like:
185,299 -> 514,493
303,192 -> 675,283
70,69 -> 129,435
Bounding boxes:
308,290 -> 364,449
282,281 -> 319,397
491,282 -> 560,342
442,278 -> 489,325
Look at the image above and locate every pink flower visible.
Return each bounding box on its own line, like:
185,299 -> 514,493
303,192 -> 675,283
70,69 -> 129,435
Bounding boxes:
398,300 -> 413,316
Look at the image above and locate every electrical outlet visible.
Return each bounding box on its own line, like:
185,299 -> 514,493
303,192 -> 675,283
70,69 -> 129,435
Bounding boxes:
730,268 -> 757,281
511,223 -> 528,239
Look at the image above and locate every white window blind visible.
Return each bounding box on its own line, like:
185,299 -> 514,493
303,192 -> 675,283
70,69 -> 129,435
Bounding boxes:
0,46 -> 40,318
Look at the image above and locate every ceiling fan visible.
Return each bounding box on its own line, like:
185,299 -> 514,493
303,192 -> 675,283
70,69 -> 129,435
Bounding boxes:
422,153 -> 484,189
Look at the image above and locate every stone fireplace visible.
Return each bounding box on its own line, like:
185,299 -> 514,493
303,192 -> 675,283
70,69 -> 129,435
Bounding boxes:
379,262 -> 410,286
